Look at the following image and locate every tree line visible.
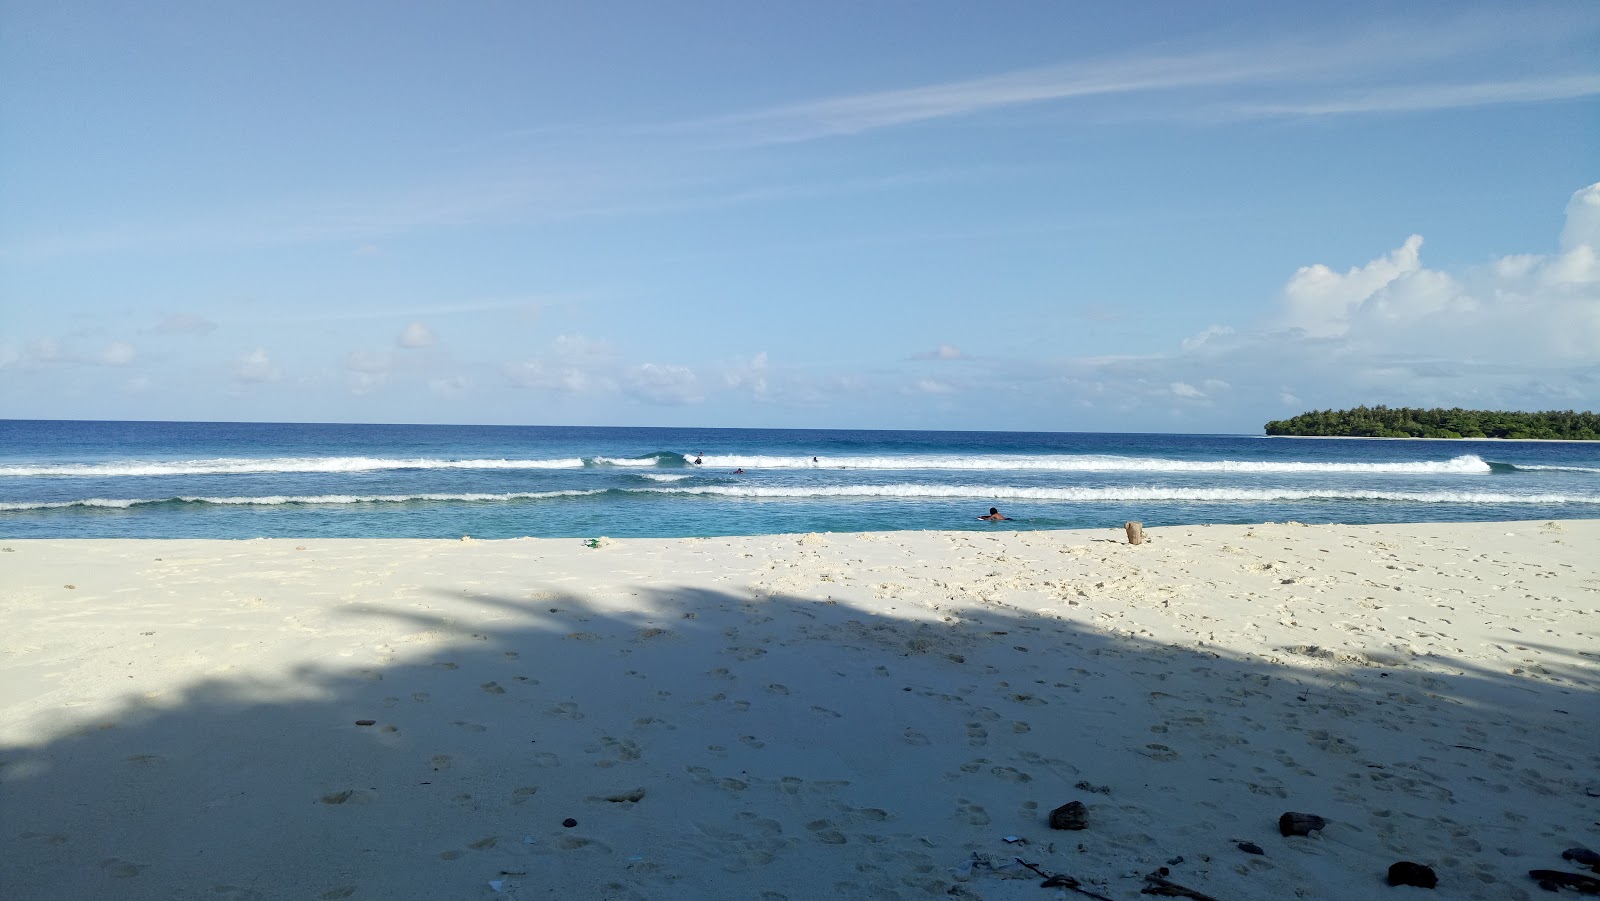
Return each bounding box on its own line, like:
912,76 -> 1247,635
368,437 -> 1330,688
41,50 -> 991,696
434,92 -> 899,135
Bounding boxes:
1263,406 -> 1600,440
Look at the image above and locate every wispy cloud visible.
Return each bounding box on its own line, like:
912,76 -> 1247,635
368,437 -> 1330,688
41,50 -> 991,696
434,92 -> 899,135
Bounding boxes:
1227,73 -> 1600,119
676,17 -> 1599,145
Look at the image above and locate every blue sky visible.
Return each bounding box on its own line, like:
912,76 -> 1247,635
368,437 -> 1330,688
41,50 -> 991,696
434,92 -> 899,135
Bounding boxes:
2,1 -> 1596,433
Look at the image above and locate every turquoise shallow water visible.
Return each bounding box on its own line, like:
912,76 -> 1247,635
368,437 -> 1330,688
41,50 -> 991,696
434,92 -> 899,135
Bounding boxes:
2,420 -> 1598,539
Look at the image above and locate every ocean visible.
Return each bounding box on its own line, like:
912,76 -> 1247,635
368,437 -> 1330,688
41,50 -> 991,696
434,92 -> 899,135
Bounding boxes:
2,419 -> 1598,540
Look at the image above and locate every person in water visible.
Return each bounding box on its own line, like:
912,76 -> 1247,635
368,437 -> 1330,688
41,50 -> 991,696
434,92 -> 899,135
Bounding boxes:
693,454 -> 703,465
733,468 -> 745,474
978,507 -> 1007,521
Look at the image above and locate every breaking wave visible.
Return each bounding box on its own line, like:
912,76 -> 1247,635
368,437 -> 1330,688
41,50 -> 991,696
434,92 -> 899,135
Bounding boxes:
687,453 -> 1495,474
5,484 -> 1593,512
1,452 -> 1499,478
0,456 -> 587,477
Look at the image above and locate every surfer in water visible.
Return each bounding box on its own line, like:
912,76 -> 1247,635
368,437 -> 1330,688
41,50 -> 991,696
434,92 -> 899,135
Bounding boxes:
693,453 -> 703,465
978,507 -> 1007,522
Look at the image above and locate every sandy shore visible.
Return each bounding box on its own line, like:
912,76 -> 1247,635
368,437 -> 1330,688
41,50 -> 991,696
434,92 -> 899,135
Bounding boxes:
2,522 -> 1597,900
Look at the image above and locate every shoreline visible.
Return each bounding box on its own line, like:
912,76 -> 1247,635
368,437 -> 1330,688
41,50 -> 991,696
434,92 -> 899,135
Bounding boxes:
4,521 -> 1596,899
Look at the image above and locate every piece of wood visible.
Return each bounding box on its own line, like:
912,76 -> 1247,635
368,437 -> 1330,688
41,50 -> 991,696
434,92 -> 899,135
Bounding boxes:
1125,521 -> 1144,545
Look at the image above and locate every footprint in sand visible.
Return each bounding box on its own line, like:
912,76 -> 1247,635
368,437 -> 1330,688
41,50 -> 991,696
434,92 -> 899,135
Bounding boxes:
546,701 -> 585,720
511,786 -> 539,804
481,681 -> 505,695
451,720 -> 487,733
319,888 -> 356,900
805,819 -> 849,844
902,728 -> 931,746
99,858 -> 146,878
954,799 -> 991,826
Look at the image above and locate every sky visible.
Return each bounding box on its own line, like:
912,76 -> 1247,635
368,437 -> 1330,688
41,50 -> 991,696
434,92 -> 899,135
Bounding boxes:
1,1 -> 1597,434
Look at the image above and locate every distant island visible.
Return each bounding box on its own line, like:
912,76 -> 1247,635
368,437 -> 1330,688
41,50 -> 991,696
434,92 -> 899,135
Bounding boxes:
1264,406 -> 1599,440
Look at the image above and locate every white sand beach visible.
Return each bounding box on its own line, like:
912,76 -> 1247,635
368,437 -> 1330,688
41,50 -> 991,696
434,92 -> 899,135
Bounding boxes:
2,521 -> 1597,900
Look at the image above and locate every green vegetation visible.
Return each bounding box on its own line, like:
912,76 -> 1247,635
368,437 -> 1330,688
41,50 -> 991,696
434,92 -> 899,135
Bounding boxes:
1264,406 -> 1600,440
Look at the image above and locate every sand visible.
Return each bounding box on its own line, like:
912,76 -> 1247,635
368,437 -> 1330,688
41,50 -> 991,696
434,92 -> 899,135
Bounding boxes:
1,521 -> 1597,900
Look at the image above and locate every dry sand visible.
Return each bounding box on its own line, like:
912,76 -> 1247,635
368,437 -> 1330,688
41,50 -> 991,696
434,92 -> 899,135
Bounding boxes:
1,521 -> 1597,900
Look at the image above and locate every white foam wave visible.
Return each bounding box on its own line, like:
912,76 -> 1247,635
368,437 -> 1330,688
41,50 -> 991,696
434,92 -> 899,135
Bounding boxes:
639,474 -> 690,482
4,484 -> 1592,512
1511,464 -> 1600,474
590,456 -> 668,467
0,456 -> 587,477
0,490 -> 606,511
637,485 -> 1589,503
688,453 -> 1494,474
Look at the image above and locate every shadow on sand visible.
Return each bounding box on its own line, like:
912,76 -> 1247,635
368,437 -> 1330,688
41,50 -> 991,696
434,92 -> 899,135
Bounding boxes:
2,561 -> 1596,900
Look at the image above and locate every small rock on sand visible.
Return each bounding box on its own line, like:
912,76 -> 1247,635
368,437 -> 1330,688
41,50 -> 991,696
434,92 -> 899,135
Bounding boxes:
1049,801 -> 1088,830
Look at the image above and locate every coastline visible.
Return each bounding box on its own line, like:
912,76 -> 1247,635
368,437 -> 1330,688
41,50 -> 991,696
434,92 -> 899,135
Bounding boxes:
3,521 -> 1596,899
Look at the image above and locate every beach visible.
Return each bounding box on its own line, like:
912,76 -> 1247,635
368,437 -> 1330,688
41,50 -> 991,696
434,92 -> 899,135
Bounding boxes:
2,521 -> 1596,900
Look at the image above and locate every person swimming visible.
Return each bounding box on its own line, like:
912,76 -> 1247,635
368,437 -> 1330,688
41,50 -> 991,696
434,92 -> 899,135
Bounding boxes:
978,507 -> 1007,521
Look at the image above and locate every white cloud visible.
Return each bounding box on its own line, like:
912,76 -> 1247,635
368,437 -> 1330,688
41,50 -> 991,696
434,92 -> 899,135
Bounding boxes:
1280,234 -> 1424,337
398,322 -> 437,348
233,348 -> 280,383
624,363 -> 701,405
1027,182 -> 1600,425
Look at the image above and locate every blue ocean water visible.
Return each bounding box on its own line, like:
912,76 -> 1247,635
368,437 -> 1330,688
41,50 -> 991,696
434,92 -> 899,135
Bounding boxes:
2,420 -> 1598,539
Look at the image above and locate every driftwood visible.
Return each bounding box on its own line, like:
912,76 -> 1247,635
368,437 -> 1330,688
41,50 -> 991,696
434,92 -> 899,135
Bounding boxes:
1529,869 -> 1600,893
1125,521 -> 1144,545
1142,871 -> 1225,900
1012,859 -> 1116,901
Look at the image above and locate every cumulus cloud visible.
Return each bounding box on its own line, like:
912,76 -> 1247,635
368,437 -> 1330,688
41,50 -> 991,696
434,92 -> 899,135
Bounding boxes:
912,344 -> 965,361
1277,183 -> 1600,362
624,363 -> 701,405
909,378 -> 956,395
1279,234 -> 1427,337
397,322 -> 437,348
1025,182 -> 1600,426
233,348 -> 280,382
